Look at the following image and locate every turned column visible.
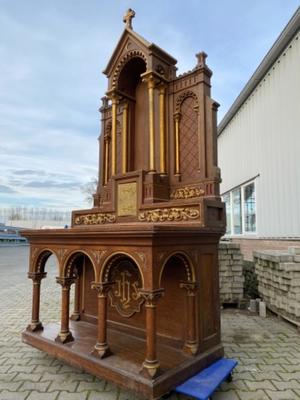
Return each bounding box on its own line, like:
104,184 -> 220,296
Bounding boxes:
27,271 -> 47,332
174,112 -> 181,176
70,269 -> 80,321
91,281 -> 114,359
180,281 -> 199,354
140,289 -> 164,378
122,102 -> 128,174
159,84 -> 166,175
55,277 -> 75,344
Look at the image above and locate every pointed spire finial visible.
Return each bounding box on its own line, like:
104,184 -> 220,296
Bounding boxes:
123,9 -> 135,30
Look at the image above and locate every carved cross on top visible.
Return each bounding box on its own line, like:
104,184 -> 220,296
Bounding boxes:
123,8 -> 135,29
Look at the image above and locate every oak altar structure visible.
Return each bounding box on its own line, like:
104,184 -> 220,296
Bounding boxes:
22,9 -> 226,400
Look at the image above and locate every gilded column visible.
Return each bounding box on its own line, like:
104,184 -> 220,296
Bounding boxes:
122,102 -> 128,174
111,94 -> 118,176
174,112 -> 181,175
91,281 -> 114,359
104,133 -> 110,185
180,281 -> 198,354
147,74 -> 156,173
140,289 -> 164,378
26,272 -> 47,332
159,85 -> 166,174
55,277 -> 75,344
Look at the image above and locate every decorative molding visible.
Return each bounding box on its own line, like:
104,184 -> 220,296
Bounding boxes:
138,207 -> 200,223
175,90 -> 199,112
74,213 -> 116,225
91,250 -> 107,266
170,186 -> 205,200
56,248 -> 68,263
134,251 -> 146,264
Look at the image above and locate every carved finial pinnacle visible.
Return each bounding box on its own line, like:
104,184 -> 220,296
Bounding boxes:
123,9 -> 135,30
196,51 -> 207,67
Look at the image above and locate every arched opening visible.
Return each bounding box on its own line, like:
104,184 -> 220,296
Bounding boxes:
102,253 -> 145,333
117,57 -> 147,171
157,254 -> 193,345
35,250 -> 60,326
63,252 -> 97,324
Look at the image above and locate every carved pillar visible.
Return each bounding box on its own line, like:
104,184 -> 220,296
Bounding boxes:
27,272 -> 47,332
140,289 -> 164,378
70,269 -> 80,321
174,112 -> 181,175
55,277 -> 75,344
159,85 -> 166,175
180,281 -> 198,354
104,133 -> 110,185
122,102 -> 128,174
91,281 -> 114,359
111,93 -> 119,176
147,74 -> 156,173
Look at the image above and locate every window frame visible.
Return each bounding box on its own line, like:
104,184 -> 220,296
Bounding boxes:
222,180 -> 257,236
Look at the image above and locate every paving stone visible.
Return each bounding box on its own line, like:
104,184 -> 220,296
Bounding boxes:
47,380 -> 78,392
246,380 -> 277,390
13,373 -> 42,383
19,380 -> 50,391
235,390 -> 270,399
0,390 -> 30,400
27,391 -> 60,400
273,380 -> 300,390
76,381 -> 105,392
265,390 -> 299,400
212,390 -> 240,399
57,391 -> 88,400
89,391 -> 119,400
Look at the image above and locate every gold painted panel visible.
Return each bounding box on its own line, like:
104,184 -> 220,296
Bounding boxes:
117,182 -> 137,216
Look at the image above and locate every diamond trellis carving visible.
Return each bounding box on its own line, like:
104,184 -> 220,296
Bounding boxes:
179,97 -> 198,179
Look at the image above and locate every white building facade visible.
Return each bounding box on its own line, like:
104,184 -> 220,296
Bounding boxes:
218,8 -> 300,260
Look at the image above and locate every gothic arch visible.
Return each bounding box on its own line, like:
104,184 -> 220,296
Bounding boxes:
175,90 -> 199,113
62,251 -> 97,281
112,50 -> 147,89
32,249 -> 59,274
100,251 -> 144,286
159,251 -> 195,286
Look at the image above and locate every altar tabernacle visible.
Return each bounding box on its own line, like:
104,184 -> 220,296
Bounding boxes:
22,9 -> 226,399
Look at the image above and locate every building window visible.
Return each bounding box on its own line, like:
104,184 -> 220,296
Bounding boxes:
222,181 -> 256,235
244,182 -> 256,232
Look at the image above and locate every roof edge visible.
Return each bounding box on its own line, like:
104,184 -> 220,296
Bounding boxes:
218,6 -> 300,136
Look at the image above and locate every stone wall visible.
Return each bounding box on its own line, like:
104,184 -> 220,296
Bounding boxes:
219,241 -> 244,305
254,247 -> 300,326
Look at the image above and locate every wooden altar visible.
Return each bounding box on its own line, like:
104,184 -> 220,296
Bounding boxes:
22,9 -> 225,400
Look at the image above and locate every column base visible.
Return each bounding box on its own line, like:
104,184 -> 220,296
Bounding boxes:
183,341 -> 198,355
26,321 -> 43,332
55,331 -> 74,344
141,359 -> 161,379
70,313 -> 80,321
91,342 -> 112,359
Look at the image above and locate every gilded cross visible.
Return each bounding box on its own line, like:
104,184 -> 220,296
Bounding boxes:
123,8 -> 135,29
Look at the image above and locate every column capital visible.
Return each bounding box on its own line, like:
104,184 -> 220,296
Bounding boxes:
174,112 -> 181,122
56,276 -> 76,289
180,281 -> 198,296
91,281 -> 115,297
139,288 -> 164,307
106,89 -> 121,103
28,271 -> 47,283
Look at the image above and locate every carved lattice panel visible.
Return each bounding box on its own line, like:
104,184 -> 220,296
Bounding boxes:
179,97 -> 199,180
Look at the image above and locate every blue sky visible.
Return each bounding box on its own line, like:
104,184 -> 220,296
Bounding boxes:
0,1 -> 299,210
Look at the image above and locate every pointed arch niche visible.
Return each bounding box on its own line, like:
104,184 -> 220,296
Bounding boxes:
117,56 -> 147,172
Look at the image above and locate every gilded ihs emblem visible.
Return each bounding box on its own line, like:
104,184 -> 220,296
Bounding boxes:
108,260 -> 144,317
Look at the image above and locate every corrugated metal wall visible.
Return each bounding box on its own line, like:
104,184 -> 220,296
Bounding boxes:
218,32 -> 300,237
